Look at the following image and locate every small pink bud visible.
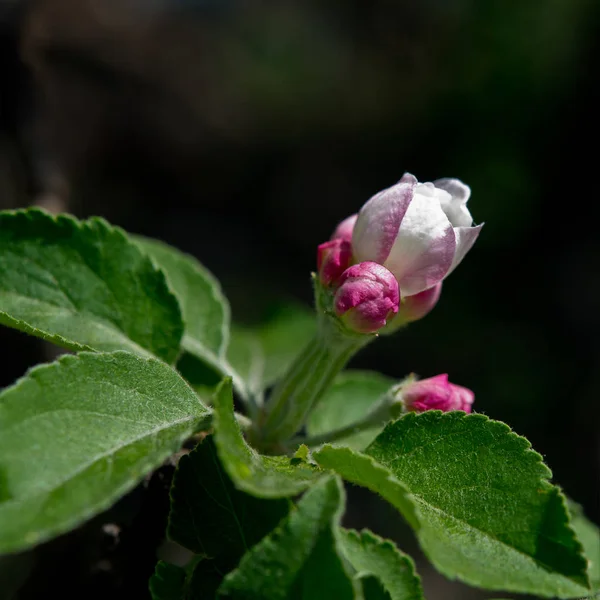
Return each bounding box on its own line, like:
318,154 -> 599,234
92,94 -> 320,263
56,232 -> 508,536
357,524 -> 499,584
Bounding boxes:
401,374 -> 474,413
334,262 -> 400,333
331,214 -> 358,243
398,283 -> 442,323
317,239 -> 352,286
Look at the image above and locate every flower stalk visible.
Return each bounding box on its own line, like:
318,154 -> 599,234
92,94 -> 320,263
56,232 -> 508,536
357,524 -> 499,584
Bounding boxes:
253,277 -> 372,450
285,391 -> 405,451
253,172 -> 480,452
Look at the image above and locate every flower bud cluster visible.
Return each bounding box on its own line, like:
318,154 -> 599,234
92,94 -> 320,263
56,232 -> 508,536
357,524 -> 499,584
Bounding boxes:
317,173 -> 481,334
317,240 -> 399,334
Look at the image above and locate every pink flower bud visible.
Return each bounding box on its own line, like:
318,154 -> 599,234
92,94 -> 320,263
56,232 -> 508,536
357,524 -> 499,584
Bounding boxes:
400,374 -> 474,413
334,262 -> 400,333
331,214 -> 358,243
317,239 -> 352,286
398,282 -> 442,324
352,173 -> 482,297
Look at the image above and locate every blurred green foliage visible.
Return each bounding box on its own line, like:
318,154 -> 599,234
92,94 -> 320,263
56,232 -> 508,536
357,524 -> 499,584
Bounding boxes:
0,1 -> 598,598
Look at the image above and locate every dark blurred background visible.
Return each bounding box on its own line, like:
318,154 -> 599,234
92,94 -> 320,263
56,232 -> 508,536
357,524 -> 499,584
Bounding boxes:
0,0 -> 599,598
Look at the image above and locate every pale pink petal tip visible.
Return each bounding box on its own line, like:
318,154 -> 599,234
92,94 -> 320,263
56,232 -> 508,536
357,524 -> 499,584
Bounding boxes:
334,262 -> 400,334
433,177 -> 471,203
399,283 -> 442,324
352,178 -> 416,265
399,172 -> 418,185
331,214 -> 358,243
401,374 -> 474,413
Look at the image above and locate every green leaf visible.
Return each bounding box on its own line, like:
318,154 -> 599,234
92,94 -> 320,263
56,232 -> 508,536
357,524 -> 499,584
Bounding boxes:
359,577 -> 389,600
307,371 -> 394,451
0,209 -> 183,362
187,558 -> 231,599
313,446 -> 420,530
314,412 -> 591,598
134,236 -> 230,370
225,328 -> 266,395
340,529 -> 424,600
227,303 -> 316,392
149,558 -> 227,600
567,499 -> 600,590
168,436 -> 289,558
217,476 -> 359,599
0,351 -> 211,553
149,561 -> 188,600
212,379 -> 321,498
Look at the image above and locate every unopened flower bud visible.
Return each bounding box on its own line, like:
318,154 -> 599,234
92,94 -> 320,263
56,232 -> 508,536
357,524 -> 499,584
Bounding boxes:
334,262 -> 400,333
352,173 -> 482,297
399,374 -> 474,413
317,239 -> 352,286
398,282 -> 442,324
331,214 -> 358,243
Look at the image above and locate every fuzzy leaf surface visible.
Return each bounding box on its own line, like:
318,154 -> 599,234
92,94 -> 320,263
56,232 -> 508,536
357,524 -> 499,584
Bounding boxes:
315,412 -> 591,598
217,477 -> 359,599
0,351 -> 210,553
313,446 -> 420,530
212,379 -> 321,498
135,236 -> 230,371
307,371 -> 394,450
0,209 -> 183,362
340,529 -> 424,600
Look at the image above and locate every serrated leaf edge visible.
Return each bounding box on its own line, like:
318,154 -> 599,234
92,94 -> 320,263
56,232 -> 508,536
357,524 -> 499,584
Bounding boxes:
134,235 -> 231,360
369,411 -> 592,596
341,528 -> 424,599
0,208 -> 184,363
217,476 -> 362,598
314,444 -> 420,531
212,378 -> 322,499
0,350 -> 211,553
330,482 -> 366,600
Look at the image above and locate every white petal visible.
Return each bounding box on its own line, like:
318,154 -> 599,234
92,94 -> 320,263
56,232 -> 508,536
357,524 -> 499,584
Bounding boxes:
384,190 -> 456,296
434,178 -> 473,227
353,181 -> 415,264
446,224 -> 483,276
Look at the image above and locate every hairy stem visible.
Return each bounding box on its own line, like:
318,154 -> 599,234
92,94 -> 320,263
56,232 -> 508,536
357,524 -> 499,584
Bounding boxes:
254,311 -> 368,448
285,395 -> 404,451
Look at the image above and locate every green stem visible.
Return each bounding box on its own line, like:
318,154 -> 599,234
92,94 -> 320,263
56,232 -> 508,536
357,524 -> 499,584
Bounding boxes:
256,311 -> 368,447
285,394 -> 404,451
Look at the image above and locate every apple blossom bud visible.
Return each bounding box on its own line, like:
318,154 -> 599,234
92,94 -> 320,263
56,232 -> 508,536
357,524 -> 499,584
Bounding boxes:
334,262 -> 400,333
317,239 -> 352,286
331,214 -> 358,243
399,374 -> 474,413
352,173 -> 482,297
398,282 -> 442,323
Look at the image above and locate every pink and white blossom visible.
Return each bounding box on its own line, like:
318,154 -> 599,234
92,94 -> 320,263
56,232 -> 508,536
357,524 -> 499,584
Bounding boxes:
400,374 -> 474,413
351,173 -> 482,297
334,261 -> 399,333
